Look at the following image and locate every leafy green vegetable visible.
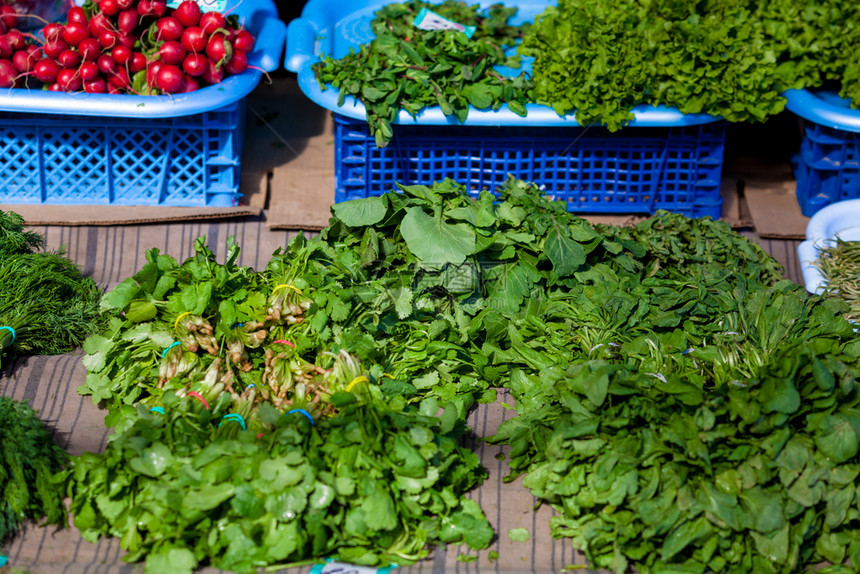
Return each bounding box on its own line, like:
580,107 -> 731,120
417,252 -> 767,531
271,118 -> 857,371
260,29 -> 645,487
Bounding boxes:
0,210 -> 44,258
0,396 -> 67,544
507,527 -> 530,542
0,211 -> 103,368
523,0 -> 860,128
65,391 -> 491,573
313,0 -> 532,146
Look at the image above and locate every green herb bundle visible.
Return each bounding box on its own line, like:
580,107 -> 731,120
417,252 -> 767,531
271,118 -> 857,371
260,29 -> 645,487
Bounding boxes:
0,210 -> 103,368
313,0 -> 532,147
72,234 -> 495,570
65,392 -> 489,574
816,238 -> 860,322
0,396 -> 67,544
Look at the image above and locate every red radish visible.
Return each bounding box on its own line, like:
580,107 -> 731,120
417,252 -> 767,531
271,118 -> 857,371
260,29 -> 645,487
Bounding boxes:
175,1 -> 201,27
43,23 -> 63,43
206,34 -> 230,63
43,39 -> 68,59
151,0 -> 167,17
107,83 -> 121,94
182,74 -> 199,92
232,29 -> 255,53
201,58 -> 222,84
63,22 -> 90,46
155,63 -> 183,92
99,30 -> 118,49
108,66 -> 129,88
11,50 -> 27,72
115,0 -> 133,10
6,29 -> 25,51
0,5 -> 18,30
159,40 -> 185,65
12,48 -> 39,73
84,77 -> 107,93
199,11 -> 225,36
181,27 -> 206,53
116,33 -> 136,48
145,60 -> 162,86
224,49 -> 247,75
130,51 -> 146,73
117,10 -> 138,35
58,49 -> 82,68
136,0 -> 151,16
48,82 -> 63,91
182,52 -> 207,76
89,13 -> 113,37
78,37 -> 101,60
155,17 -> 183,41
0,58 -> 16,88
80,61 -> 99,81
57,68 -> 82,91
97,53 -> 117,75
34,59 -> 61,83
112,44 -> 131,65
67,6 -> 88,25
0,36 -> 11,59
99,0 -> 119,16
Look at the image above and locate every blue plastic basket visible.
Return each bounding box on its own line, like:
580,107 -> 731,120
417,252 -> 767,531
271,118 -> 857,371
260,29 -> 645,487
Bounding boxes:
288,0 -> 726,217
0,0 -> 285,207
335,115 -> 726,218
785,89 -> 860,217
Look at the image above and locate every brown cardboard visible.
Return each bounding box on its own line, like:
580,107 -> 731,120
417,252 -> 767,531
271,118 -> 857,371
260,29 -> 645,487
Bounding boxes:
731,156 -> 809,239
6,205 -> 260,227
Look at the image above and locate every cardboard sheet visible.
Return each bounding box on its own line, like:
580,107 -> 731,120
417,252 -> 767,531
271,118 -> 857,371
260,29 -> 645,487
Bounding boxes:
730,156 -> 809,239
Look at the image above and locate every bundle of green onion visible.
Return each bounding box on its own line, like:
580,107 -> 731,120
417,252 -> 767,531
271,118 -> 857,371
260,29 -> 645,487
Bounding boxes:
816,237 -> 860,321
0,210 -> 103,368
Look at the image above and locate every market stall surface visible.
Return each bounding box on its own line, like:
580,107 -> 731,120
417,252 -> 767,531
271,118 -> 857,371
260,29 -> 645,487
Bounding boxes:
0,215 -> 802,574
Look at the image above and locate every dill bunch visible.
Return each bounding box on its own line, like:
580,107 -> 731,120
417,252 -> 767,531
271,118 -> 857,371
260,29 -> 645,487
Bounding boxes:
0,396 -> 67,544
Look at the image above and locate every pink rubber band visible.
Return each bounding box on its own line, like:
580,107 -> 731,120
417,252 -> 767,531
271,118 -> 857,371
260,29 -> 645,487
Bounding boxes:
273,340 -> 295,348
256,433 -> 264,439
187,391 -> 210,410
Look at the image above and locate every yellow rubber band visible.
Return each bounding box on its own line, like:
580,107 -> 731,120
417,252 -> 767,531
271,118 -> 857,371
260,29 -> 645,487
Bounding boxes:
346,376 -> 369,392
272,284 -> 303,295
382,373 -> 395,379
174,312 -> 192,331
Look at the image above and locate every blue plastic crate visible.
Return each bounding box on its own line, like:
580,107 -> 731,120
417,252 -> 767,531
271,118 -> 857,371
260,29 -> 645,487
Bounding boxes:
0,0 -> 285,207
785,89 -> 860,217
0,101 -> 246,207
335,115 -> 726,218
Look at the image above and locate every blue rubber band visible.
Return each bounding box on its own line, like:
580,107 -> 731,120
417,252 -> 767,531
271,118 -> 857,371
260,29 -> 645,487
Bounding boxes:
231,323 -> 245,329
162,341 -> 180,358
246,384 -> 256,389
287,408 -> 315,426
219,413 -> 246,430
0,554 -> 7,567
0,326 -> 16,343
150,406 -> 165,414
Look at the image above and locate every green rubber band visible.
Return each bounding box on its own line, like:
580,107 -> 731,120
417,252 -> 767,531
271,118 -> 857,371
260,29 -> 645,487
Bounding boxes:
0,326 -> 16,344
219,413 -> 246,430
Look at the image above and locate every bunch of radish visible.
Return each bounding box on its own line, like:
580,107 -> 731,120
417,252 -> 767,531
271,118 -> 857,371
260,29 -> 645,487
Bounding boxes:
0,0 -> 255,94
